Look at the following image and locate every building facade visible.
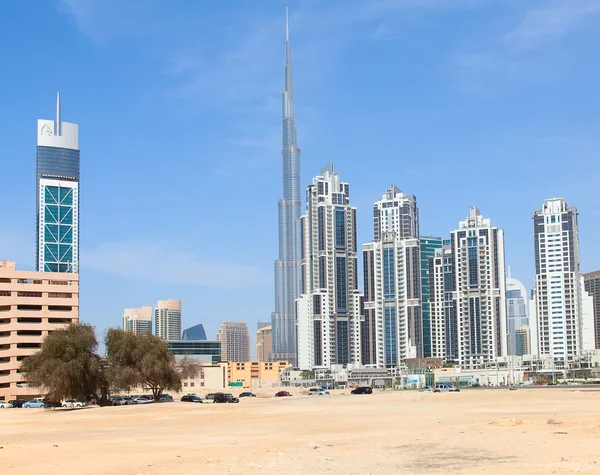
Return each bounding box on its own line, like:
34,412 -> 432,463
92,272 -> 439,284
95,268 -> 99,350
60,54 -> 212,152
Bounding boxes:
122,307 -> 152,335
256,324 -> 273,362
168,341 -> 222,364
515,326 -> 531,356
272,10 -> 302,366
297,164 -> 362,369
154,299 -> 181,341
435,208 -> 507,369
227,360 -> 289,389
36,93 -> 80,273
362,186 -> 424,367
216,321 -> 250,362
583,270 -> 600,350
532,198 -> 583,361
0,261 -> 79,401
506,273 -> 529,355
420,237 -> 443,358
182,324 -> 207,341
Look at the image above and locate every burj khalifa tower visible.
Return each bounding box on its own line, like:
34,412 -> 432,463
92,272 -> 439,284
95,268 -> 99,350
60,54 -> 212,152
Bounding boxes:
271,9 -> 302,366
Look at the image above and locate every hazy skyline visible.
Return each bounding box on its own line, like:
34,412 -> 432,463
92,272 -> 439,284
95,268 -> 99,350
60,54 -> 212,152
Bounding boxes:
1,0 -> 600,345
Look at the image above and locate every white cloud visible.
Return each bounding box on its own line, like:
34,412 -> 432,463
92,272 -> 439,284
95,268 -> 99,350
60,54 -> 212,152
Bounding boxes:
83,240 -> 268,288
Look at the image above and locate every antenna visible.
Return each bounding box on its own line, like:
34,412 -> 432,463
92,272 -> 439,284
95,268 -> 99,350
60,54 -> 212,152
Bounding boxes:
286,7 -> 289,41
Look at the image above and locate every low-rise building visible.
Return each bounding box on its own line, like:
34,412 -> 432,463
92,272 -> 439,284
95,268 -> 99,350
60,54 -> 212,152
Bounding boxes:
167,340 -> 222,364
0,261 -> 79,401
177,359 -> 228,392
228,360 -> 289,389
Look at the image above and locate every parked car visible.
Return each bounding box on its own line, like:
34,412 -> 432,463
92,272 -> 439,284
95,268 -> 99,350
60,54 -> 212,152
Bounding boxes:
109,396 -> 127,406
23,398 -> 46,408
239,392 -> 257,398
133,397 -> 153,404
419,386 -> 440,393
435,384 -> 460,392
8,399 -> 26,408
0,401 -> 14,408
62,400 -> 85,408
159,395 -> 173,402
308,388 -> 330,395
351,387 -> 373,395
44,401 -> 63,408
181,394 -> 203,403
205,393 -> 215,400
274,391 -> 292,397
213,393 -> 239,403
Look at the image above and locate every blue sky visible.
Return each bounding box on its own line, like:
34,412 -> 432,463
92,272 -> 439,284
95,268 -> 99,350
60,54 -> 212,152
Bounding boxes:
1,0 -> 600,351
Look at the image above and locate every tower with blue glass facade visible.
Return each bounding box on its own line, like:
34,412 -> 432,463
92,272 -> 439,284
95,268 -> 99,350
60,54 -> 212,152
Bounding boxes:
363,185 -> 422,367
36,93 -> 80,273
296,164 -> 362,369
272,9 -> 302,366
420,237 -> 443,358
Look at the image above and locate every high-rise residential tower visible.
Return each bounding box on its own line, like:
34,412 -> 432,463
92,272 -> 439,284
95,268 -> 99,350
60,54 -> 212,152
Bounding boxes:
506,271 -> 529,355
583,271 -> 600,350
420,237 -> 443,358
256,324 -> 273,362
532,198 -> 584,362
272,9 -> 302,366
362,186 -> 422,367
297,164 -> 362,369
154,299 -> 182,341
217,321 -> 250,362
439,208 -> 507,369
36,93 -> 80,273
122,306 -> 153,335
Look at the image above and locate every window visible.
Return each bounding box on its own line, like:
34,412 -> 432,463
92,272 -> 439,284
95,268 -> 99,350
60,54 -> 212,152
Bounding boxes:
48,293 -> 72,298
17,292 -> 42,298
17,305 -> 42,311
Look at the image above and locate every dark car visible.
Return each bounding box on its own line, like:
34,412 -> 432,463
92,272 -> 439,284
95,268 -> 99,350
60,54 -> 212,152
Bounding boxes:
274,391 -> 292,397
8,399 -> 27,408
44,400 -> 63,408
181,394 -> 203,403
239,392 -> 256,398
351,387 -> 373,395
213,393 -> 239,403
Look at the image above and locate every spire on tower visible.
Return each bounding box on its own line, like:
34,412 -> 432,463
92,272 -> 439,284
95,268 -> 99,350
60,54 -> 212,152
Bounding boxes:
55,92 -> 61,136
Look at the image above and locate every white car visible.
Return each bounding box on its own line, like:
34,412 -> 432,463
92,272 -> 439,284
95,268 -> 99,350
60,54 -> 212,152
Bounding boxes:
0,401 -> 14,408
62,400 -> 85,408
133,397 -> 153,404
307,388 -> 330,396
435,384 -> 460,393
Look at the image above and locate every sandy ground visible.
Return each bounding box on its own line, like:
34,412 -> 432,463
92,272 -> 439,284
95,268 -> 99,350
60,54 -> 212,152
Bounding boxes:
1,387 -> 600,474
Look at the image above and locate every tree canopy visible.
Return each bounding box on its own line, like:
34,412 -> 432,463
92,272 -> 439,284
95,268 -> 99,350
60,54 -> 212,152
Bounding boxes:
105,328 -> 182,400
20,323 -> 103,402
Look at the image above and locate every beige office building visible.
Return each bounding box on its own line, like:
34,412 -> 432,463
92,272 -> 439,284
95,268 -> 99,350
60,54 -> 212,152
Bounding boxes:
155,299 -> 181,340
122,306 -> 152,335
256,324 -> 272,362
217,321 -> 250,362
0,261 -> 79,402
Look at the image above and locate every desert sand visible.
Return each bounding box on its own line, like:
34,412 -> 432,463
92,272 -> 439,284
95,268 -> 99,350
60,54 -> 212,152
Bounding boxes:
1,387 -> 600,474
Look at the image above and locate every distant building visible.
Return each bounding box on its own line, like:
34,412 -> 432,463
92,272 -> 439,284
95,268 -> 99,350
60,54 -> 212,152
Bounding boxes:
515,326 -> 530,356
584,270 -> 600,349
0,261 -> 79,402
122,307 -> 152,335
227,361 -> 289,389
182,324 -> 207,341
167,340 -> 222,364
420,237 -> 443,358
506,272 -> 529,355
36,93 -> 80,273
154,299 -> 181,340
256,325 -> 273,362
296,164 -> 362,369
217,321 -> 250,362
532,198 -> 583,361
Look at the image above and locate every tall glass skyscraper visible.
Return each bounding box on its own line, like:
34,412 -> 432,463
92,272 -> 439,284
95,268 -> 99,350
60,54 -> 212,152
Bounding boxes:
272,9 -> 302,366
36,93 -> 80,272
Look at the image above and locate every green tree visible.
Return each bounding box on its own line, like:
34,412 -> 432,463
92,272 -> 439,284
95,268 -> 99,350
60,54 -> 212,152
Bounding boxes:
20,323 -> 104,403
177,356 -> 201,380
105,329 -> 181,400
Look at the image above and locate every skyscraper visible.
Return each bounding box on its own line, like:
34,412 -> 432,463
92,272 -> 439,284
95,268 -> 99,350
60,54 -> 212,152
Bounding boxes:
532,198 -> 583,362
154,299 -> 182,341
297,164 -> 362,369
506,271 -> 529,355
122,306 -> 153,335
272,8 -> 302,366
420,237 -> 443,358
36,93 -> 80,273
583,270 -> 600,350
182,324 -> 207,341
436,208 -> 507,369
217,321 -> 250,362
256,324 -> 273,362
362,186 -> 422,367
